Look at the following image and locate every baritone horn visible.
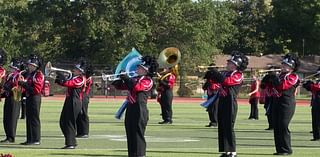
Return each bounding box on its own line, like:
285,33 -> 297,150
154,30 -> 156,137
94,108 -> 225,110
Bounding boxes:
45,62 -> 72,80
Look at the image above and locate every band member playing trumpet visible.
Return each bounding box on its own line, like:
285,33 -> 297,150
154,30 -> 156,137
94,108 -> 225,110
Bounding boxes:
18,54 -> 44,145
1,58 -> 24,143
157,65 -> 177,124
112,56 -> 157,157
262,53 -> 300,155
55,61 -> 86,149
76,65 -> 94,138
210,51 -> 248,157
303,67 -> 320,141
202,64 -> 219,127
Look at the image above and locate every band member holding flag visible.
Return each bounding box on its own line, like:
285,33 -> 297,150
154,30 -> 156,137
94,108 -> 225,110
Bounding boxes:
210,51 -> 248,157
55,61 -> 86,149
76,65 -> 94,138
1,58 -> 24,143
112,55 -> 158,157
202,64 -> 220,127
18,54 -> 44,145
303,67 -> 320,141
262,53 -> 300,155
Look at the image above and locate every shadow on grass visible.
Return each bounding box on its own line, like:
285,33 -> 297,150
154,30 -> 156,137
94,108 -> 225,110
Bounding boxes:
50,153 -> 126,157
0,145 -> 61,149
238,152 -> 271,156
119,150 -> 217,155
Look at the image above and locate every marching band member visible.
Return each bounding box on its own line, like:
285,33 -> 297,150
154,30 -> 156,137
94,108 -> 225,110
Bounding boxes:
248,73 -> 260,120
76,65 -> 94,138
55,61 -> 86,149
303,67 -> 320,141
112,56 -> 157,157
210,51 -> 248,157
18,54 -> 44,145
202,64 -> 219,127
157,65 -> 177,124
264,53 -> 300,155
1,58 -> 23,143
260,67 -> 280,130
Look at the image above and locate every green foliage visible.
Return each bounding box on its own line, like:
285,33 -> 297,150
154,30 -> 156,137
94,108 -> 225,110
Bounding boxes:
271,0 -> 320,55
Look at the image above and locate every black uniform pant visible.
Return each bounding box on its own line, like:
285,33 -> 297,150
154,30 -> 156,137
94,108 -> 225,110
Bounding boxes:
218,96 -> 237,152
60,99 -> 82,146
26,94 -> 41,143
272,101 -> 295,154
76,97 -> 89,136
249,97 -> 259,119
311,104 -> 320,139
3,96 -> 20,141
125,102 -> 149,157
264,97 -> 273,129
160,90 -> 173,122
207,96 -> 218,124
20,96 -> 26,119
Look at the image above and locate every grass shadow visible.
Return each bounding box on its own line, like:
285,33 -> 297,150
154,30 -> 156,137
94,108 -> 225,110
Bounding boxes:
50,153 -> 126,157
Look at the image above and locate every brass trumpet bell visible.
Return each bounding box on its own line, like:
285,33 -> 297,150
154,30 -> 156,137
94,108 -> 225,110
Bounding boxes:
45,62 -> 73,80
158,47 -> 181,69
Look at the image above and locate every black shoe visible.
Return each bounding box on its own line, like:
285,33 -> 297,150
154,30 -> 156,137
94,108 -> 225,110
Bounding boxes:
265,127 -> 273,130
61,145 -> 76,149
76,134 -> 89,138
311,138 -> 320,141
273,152 -> 292,156
227,154 -> 237,157
205,123 -> 212,127
0,139 -> 14,143
158,121 -> 172,124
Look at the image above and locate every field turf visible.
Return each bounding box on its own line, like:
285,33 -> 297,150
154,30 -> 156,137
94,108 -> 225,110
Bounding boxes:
0,97 -> 318,157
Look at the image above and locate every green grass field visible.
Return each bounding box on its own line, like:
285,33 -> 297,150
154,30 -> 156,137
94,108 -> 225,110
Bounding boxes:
0,97 -> 318,157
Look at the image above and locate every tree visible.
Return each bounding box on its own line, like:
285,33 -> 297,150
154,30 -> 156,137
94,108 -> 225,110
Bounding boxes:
271,0 -> 320,55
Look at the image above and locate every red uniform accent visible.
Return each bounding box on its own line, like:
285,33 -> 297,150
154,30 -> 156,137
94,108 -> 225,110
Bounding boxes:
167,74 -> 176,89
222,71 -> 243,86
129,76 -> 153,104
204,79 -> 220,96
25,71 -> 44,95
61,75 -> 85,100
84,77 -> 93,95
219,71 -> 243,96
311,82 -> 320,92
250,79 -> 260,98
0,66 -> 6,79
275,73 -> 299,91
113,76 -> 153,104
1,70 -> 21,98
157,73 -> 176,93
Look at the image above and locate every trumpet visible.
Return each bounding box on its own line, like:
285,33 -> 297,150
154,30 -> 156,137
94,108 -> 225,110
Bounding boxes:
301,71 -> 320,83
102,71 -> 136,81
45,62 -> 72,80
197,65 -> 220,69
258,69 -> 282,73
